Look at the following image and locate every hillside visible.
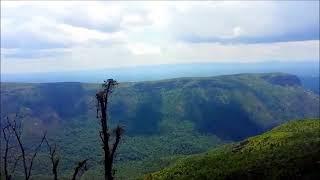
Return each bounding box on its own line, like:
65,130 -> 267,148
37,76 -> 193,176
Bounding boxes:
1,73 -> 319,139
1,73 -> 319,178
146,119 -> 320,180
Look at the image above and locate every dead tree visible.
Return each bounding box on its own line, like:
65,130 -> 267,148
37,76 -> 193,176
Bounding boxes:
2,115 -> 89,180
44,136 -> 89,180
44,137 -> 60,180
2,124 -> 12,180
96,79 -> 124,180
2,116 -> 21,180
4,115 -> 46,180
71,159 -> 88,180
2,123 -> 17,180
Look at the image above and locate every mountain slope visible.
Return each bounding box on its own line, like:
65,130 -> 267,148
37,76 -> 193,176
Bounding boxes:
1,73 -> 319,178
146,119 -> 320,180
1,73 -> 319,140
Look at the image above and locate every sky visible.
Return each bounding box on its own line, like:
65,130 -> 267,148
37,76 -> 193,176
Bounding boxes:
1,1 -> 319,74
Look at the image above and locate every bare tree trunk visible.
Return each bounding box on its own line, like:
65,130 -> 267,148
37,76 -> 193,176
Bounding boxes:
98,97 -> 111,180
71,159 -> 88,180
44,137 -> 60,180
96,79 -> 124,180
2,125 -> 12,180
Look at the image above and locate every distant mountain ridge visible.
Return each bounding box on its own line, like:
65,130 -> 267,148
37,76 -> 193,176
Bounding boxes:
2,62 -> 319,83
1,73 -> 319,140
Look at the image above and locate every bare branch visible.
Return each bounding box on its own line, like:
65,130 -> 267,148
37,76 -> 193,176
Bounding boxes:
27,132 -> 46,180
2,124 -> 13,180
11,155 -> 23,175
7,115 -> 46,180
99,131 -> 104,142
110,126 -> 124,163
71,159 -> 88,180
44,137 -> 60,180
7,116 -> 29,180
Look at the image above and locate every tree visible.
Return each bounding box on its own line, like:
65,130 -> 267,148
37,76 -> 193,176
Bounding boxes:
96,79 -> 124,180
44,137 -> 60,180
1,115 -> 89,180
1,115 -> 46,180
71,159 -> 88,180
2,122 -> 19,180
44,135 -> 89,180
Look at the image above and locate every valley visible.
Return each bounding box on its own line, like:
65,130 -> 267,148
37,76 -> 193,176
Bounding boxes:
1,73 -> 319,179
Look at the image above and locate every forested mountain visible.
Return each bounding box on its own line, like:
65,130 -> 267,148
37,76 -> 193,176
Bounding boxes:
1,73 -> 319,179
1,73 -> 319,139
146,119 -> 320,180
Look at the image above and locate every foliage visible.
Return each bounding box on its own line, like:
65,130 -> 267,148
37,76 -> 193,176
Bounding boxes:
146,119 -> 320,180
1,73 -> 319,179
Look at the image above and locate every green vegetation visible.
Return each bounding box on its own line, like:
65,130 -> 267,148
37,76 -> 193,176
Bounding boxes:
146,119 -> 320,180
1,73 -> 319,179
2,73 -> 319,139
45,119 -> 222,179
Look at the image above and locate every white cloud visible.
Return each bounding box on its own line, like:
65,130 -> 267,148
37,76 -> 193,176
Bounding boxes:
127,43 -> 161,55
121,14 -> 147,26
1,1 -> 319,74
166,40 -> 319,63
2,40 -> 318,74
56,23 -> 126,44
86,2 -> 122,25
232,27 -> 244,37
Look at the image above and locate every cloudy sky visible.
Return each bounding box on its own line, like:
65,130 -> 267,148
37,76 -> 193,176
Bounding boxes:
1,1 -> 319,74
